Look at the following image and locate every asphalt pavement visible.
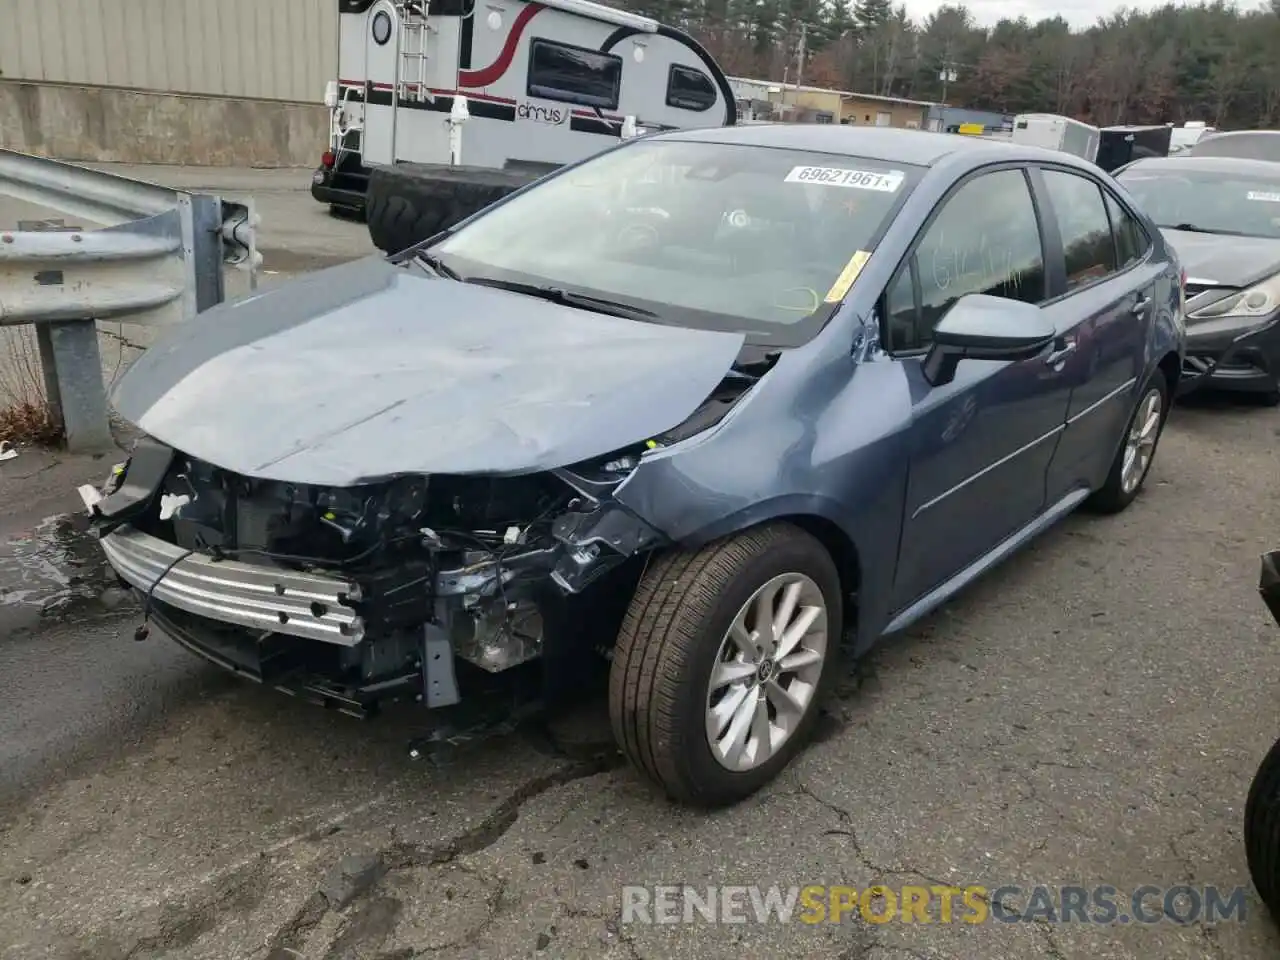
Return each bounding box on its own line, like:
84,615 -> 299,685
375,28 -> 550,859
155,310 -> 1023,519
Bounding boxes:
2,165 -> 1280,960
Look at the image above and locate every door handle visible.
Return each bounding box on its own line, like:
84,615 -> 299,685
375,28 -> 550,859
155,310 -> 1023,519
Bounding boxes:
1131,296 -> 1152,315
1045,339 -> 1077,366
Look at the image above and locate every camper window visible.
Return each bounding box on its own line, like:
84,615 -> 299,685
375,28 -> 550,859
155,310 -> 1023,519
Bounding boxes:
666,65 -> 717,112
527,38 -> 622,110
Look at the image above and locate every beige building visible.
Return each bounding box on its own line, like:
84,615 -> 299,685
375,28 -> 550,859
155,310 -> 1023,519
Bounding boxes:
0,0 -> 336,102
768,82 -> 934,129
0,0 -> 337,165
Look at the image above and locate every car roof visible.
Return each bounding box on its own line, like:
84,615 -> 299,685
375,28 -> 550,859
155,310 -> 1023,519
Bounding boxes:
1188,129 -> 1280,161
654,123 -> 1095,171
1121,154 -> 1280,176
1196,129 -> 1280,143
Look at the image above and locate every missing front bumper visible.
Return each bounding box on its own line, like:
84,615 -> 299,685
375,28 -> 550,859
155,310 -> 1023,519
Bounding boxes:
78,444 -> 667,715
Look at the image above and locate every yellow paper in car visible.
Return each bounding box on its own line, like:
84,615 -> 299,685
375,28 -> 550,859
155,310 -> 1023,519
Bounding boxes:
824,250 -> 871,303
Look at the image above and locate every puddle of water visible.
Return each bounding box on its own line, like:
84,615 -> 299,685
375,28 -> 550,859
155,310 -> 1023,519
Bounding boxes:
0,512 -> 127,622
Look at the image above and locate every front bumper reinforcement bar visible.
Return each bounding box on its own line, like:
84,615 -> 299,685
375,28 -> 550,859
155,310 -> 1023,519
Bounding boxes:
79,485 -> 364,645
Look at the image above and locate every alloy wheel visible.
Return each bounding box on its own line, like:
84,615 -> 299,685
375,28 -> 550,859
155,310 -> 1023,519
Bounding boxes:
1121,387 -> 1163,494
705,572 -> 829,772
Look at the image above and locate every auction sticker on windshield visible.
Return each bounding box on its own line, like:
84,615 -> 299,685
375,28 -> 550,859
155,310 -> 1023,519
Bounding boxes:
1247,190 -> 1280,203
785,166 -> 904,192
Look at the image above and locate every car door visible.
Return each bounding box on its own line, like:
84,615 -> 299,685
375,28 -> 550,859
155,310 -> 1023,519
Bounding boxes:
882,166 -> 1075,611
1030,167 -> 1161,502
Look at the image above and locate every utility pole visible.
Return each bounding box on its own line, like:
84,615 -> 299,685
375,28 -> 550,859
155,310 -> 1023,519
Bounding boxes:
795,21 -> 808,91
938,40 -> 959,103
780,22 -> 807,119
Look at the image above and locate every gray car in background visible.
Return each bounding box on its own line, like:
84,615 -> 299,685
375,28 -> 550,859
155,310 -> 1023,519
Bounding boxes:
1116,155 -> 1280,401
1189,130 -> 1280,163
79,127 -> 1184,807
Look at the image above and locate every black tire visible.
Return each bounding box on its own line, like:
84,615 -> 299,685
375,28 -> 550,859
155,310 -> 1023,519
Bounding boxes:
1086,368 -> 1169,514
609,523 -> 842,807
364,163 -> 537,253
1246,735 -> 1280,921
328,203 -> 365,222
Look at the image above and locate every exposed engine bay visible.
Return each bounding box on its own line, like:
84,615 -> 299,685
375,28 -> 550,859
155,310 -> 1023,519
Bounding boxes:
80,352 -> 767,720
82,436 -> 669,716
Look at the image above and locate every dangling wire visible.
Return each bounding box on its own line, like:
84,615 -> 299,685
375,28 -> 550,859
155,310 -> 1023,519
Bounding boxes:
134,548 -> 196,641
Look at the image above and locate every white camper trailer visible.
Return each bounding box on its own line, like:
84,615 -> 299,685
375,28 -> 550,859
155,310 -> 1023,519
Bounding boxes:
312,0 -> 737,252
1009,113 -> 1100,163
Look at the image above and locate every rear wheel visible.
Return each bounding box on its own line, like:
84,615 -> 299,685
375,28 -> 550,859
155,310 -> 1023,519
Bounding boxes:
608,523 -> 841,807
1086,369 -> 1168,514
1246,735 -> 1280,921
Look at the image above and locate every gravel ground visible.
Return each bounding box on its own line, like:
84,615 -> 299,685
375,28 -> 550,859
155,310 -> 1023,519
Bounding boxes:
2,165 -> 1280,960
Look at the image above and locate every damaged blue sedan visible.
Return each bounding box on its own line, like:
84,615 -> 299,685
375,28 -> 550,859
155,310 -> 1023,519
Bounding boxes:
80,125 -> 1184,807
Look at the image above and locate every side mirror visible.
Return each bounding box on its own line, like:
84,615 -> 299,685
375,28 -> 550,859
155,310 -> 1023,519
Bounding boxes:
922,294 -> 1057,387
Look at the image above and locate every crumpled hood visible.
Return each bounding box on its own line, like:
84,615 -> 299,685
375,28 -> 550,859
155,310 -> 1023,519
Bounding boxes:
111,257 -> 745,486
1161,228 -> 1280,288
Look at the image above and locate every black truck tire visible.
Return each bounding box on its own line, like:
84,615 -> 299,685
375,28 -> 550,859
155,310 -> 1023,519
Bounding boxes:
1246,734 -> 1280,921
365,163 -> 539,254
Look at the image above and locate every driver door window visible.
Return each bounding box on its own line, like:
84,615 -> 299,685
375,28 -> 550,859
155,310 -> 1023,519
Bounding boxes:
883,168 -> 1047,352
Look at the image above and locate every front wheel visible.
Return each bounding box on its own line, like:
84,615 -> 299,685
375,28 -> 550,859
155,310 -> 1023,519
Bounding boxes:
608,523 -> 842,807
1086,369 -> 1168,514
1246,735 -> 1280,921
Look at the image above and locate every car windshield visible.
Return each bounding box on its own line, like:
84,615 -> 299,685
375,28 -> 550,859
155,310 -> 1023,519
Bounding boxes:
1117,164 -> 1280,239
429,139 -> 923,345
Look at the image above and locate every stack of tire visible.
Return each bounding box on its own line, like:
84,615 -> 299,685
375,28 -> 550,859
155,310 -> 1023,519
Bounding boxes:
364,163 -> 541,253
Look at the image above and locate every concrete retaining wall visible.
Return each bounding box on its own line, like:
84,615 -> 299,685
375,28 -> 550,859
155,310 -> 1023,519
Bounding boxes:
0,81 -> 329,167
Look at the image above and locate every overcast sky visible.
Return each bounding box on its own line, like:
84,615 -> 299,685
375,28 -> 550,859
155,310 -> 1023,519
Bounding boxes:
898,0 -> 1263,29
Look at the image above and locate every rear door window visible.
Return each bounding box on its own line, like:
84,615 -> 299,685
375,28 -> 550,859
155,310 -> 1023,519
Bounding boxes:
1039,170 -> 1119,291
1103,192 -> 1150,269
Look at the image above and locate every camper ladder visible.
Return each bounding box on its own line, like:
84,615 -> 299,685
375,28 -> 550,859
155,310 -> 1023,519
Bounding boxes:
397,0 -> 431,102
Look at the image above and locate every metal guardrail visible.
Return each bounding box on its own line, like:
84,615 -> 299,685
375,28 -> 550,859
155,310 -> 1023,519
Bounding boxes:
0,149 -> 260,451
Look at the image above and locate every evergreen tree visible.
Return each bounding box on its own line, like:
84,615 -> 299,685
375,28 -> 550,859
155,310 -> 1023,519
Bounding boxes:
853,0 -> 892,31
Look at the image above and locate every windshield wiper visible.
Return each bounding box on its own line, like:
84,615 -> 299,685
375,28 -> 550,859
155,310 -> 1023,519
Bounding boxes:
1162,223 -> 1241,236
412,251 -> 461,279
462,276 -> 659,321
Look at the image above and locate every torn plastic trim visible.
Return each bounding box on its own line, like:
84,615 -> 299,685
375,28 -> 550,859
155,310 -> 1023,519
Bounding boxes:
549,500 -> 666,593
85,436 -> 173,535
427,500 -> 666,600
